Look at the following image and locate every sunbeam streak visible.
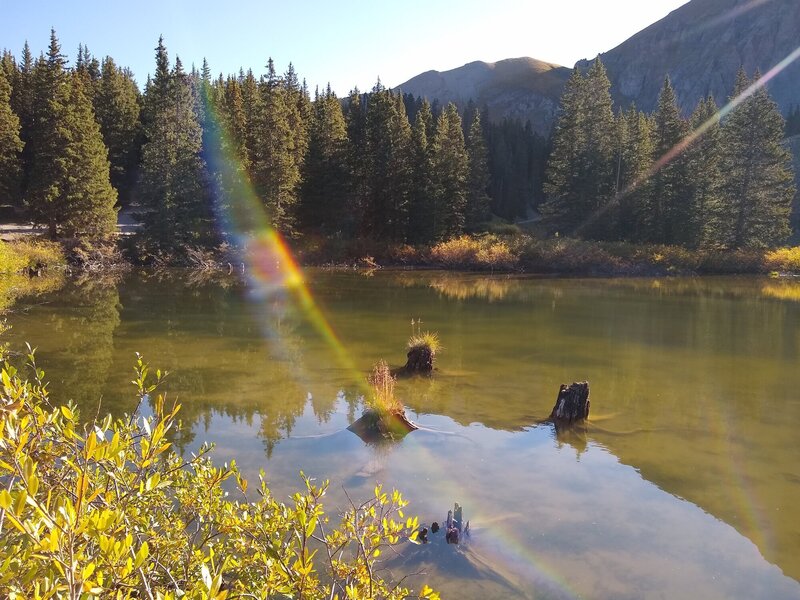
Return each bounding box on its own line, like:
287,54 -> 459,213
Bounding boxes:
577,43 -> 800,234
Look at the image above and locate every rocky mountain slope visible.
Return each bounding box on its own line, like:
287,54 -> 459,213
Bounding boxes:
395,57 -> 570,134
579,0 -> 800,114
398,0 -> 800,130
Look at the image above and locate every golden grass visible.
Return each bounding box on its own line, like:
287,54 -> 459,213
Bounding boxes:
367,360 -> 402,414
407,331 -> 441,356
430,235 -> 518,270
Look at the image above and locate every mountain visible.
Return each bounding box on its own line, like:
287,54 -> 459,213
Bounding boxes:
395,57 -> 571,135
398,0 -> 800,132
578,0 -> 800,114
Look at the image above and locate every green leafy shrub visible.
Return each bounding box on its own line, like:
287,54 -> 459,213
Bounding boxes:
0,239 -> 66,274
0,349 -> 437,600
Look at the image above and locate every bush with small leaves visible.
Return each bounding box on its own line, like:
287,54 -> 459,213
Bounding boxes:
0,348 -> 437,600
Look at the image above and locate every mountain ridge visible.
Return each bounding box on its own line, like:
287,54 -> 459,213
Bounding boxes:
396,0 -> 800,131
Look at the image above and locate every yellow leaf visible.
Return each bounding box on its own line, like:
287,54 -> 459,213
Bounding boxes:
60,406 -> 74,420
0,490 -> 10,509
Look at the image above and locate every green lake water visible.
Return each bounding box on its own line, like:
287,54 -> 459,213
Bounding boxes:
4,270 -> 800,599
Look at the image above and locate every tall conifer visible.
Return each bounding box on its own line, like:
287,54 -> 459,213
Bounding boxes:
465,110 -> 491,229
717,69 -> 795,248
431,103 -> 468,240
0,66 -> 23,206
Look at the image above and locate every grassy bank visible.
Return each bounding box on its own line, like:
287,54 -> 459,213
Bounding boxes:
297,233 -> 800,276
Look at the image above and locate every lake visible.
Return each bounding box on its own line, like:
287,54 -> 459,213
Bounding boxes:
4,270 -> 800,599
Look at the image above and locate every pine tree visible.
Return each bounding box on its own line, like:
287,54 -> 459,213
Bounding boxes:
299,85 -> 349,232
59,73 -> 118,238
94,57 -> 141,206
541,60 -> 616,236
139,42 -> 215,248
239,69 -> 262,173
407,99 -> 435,243
650,76 -> 690,244
465,110 -> 491,229
577,58 -> 616,238
14,42 -> 35,203
344,88 -> 367,226
684,95 -> 723,247
541,68 -> 586,233
27,30 -> 71,237
717,69 -> 795,248
249,58 -> 301,234
0,65 -> 23,206
362,81 -> 412,241
617,106 -> 655,240
431,102 -> 468,240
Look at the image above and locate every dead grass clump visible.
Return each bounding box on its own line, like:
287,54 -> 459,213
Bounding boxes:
367,360 -> 402,414
407,331 -> 441,357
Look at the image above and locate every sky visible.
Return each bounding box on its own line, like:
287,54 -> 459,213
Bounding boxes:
2,0 -> 689,94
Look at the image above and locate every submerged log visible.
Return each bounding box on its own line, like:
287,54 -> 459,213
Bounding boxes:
549,382 -> 590,423
403,345 -> 434,374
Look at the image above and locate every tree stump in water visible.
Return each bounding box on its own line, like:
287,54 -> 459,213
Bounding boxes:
347,409 -> 418,444
549,382 -> 590,423
404,345 -> 433,374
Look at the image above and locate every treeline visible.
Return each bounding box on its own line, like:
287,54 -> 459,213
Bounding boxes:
542,59 -> 796,249
0,30 -> 544,251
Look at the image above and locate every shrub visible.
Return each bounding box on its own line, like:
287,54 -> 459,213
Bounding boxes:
0,239 -> 66,274
0,349 -> 437,599
763,247 -> 800,273
430,235 -> 519,271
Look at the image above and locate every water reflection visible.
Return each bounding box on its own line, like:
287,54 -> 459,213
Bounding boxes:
3,270 -> 800,596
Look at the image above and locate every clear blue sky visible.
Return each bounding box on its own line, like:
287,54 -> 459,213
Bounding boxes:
3,0 -> 688,94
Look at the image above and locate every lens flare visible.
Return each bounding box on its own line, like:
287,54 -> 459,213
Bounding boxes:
577,43 -> 800,234
200,83 -> 370,397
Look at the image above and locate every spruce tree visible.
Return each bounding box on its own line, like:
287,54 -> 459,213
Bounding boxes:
717,69 -> 795,248
685,95 -> 723,247
617,106 -> 654,240
344,88 -> 367,226
650,76 -> 690,244
94,57 -> 141,206
0,65 -> 23,206
13,42 -> 35,204
578,58 -> 616,238
541,68 -> 587,233
431,102 -> 468,240
542,60 -> 616,237
363,81 -> 412,241
59,73 -> 118,238
407,100 -> 435,243
299,85 -> 349,232
465,110 -> 491,229
139,43 -> 215,248
250,59 -> 301,234
27,30 -> 70,237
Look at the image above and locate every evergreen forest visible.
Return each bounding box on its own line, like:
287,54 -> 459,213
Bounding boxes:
0,31 -> 796,259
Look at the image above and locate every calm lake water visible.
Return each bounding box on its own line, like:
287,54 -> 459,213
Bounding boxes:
5,270 -> 800,599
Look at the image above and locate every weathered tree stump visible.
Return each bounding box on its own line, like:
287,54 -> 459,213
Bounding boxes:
404,345 -> 433,374
347,409 -> 418,444
549,382 -> 590,423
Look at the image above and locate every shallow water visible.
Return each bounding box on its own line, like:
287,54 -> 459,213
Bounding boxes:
5,270 -> 800,599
